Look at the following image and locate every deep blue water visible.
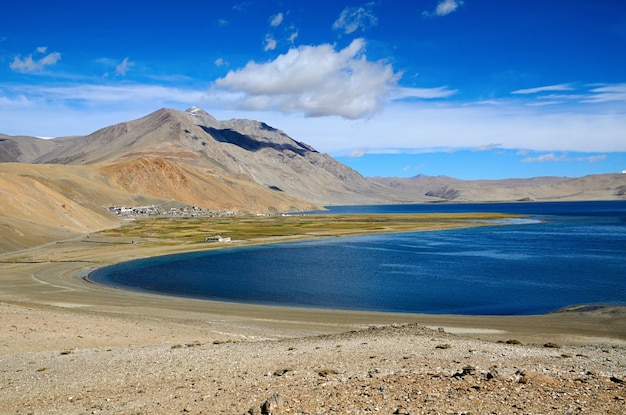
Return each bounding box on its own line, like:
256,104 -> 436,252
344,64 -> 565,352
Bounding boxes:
90,201 -> 626,315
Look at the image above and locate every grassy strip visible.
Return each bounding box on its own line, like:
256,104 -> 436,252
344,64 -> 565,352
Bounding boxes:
98,213 -> 519,245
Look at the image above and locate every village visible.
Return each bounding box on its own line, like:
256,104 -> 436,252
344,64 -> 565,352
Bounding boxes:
106,204 -> 242,218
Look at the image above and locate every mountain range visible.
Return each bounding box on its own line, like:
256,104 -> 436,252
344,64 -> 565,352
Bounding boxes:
1,107 -> 624,252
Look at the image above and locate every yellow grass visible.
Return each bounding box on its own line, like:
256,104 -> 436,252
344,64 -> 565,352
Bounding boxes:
98,212 -> 518,247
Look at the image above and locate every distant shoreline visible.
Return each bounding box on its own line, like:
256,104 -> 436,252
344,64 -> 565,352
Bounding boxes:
84,211 -> 623,317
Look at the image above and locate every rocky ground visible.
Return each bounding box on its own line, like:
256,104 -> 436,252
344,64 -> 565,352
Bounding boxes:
1,317 -> 624,415
1,229 -> 624,415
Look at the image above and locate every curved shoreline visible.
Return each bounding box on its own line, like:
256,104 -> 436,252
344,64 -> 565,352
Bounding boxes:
1,215 -> 625,414
0,214 -> 624,352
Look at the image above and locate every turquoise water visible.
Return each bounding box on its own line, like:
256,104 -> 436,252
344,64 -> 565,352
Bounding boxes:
90,201 -> 626,315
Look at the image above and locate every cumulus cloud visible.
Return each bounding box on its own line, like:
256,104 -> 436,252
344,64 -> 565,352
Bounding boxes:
115,57 -> 134,76
423,0 -> 464,17
269,12 -> 283,27
215,58 -> 228,67
10,47 -> 61,73
333,3 -> 378,34
212,38 -> 399,119
511,84 -> 574,94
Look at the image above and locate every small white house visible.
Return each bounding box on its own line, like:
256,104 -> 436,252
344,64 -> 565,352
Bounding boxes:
204,235 -> 231,243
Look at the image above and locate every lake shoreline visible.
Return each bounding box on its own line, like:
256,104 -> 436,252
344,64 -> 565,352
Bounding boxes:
1,213 -> 625,350
1,214 -> 624,414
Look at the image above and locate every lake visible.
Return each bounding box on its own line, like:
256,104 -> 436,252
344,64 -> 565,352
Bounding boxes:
90,201 -> 626,315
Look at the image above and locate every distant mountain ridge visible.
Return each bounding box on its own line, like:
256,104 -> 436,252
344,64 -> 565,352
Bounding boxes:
0,107 -> 624,252
370,173 -> 625,202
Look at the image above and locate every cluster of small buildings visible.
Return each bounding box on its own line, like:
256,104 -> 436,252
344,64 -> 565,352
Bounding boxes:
106,205 -> 239,218
107,205 -> 159,216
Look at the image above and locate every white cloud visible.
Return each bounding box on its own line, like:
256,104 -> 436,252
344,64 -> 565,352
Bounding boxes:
583,84 -> 626,103
10,47 -> 61,73
3,87 -> 626,156
511,83 -> 574,94
269,12 -> 283,27
232,2 -> 252,12
1,83 -> 205,108
115,57 -> 134,76
580,154 -> 607,163
0,83 -> 209,136
288,30 -> 298,44
526,101 -> 560,107
391,86 -> 458,100
333,3 -> 378,34
347,149 -> 367,158
423,0 -> 464,17
436,0 -> 464,16
214,58 -> 228,67
540,93 -> 586,101
521,153 -> 568,163
259,99 -> 626,156
472,143 -> 502,152
211,39 -> 399,119
264,34 -> 277,51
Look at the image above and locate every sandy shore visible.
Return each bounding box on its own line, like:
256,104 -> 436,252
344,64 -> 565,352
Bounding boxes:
1,231 -> 624,413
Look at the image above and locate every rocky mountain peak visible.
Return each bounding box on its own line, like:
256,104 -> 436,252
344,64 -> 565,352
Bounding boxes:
184,106 -> 221,129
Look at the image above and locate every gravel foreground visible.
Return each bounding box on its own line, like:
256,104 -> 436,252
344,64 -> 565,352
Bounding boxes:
1,310 -> 624,415
1,228 -> 624,414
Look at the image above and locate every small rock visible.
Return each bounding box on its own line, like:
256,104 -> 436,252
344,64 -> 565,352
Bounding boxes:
543,342 -> 561,349
519,372 -> 556,385
452,365 -> 476,378
273,368 -> 291,377
486,369 -> 498,380
318,369 -> 340,377
261,393 -> 283,414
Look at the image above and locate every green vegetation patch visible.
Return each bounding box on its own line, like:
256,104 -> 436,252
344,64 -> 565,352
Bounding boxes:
98,212 -> 519,247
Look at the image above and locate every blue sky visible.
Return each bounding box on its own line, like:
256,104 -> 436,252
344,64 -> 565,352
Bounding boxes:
1,0 -> 625,179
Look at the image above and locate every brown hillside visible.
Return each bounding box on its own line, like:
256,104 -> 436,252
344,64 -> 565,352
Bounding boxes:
0,158 -> 319,253
0,163 -> 122,252
96,157 -> 320,212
